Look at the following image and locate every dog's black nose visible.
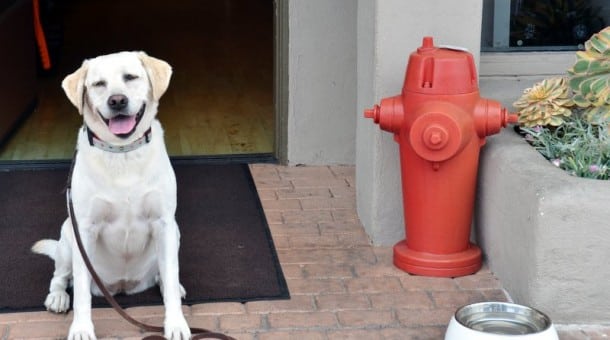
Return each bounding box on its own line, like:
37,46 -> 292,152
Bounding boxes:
107,95 -> 128,111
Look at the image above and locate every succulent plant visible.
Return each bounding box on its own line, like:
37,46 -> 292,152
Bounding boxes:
513,77 -> 574,127
568,26 -> 610,123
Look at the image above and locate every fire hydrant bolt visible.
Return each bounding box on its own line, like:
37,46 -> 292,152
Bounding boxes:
363,36 -> 516,278
423,125 -> 448,150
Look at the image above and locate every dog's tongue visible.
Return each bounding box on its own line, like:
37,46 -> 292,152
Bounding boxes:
108,115 -> 136,135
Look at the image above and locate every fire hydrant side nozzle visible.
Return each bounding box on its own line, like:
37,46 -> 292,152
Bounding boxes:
363,95 -> 404,135
363,36 -> 517,278
474,99 -> 520,139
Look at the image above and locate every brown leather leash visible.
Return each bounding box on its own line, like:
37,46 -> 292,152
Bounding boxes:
66,151 -> 236,340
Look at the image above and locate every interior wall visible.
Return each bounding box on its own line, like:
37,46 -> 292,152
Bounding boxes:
0,0 -> 36,146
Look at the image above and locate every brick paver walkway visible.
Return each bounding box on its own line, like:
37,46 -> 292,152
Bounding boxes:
1,164 -> 608,339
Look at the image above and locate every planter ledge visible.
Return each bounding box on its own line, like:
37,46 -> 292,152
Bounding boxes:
476,128 -> 610,325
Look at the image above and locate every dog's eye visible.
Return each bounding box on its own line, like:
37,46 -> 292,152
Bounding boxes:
124,74 -> 139,82
92,80 -> 106,87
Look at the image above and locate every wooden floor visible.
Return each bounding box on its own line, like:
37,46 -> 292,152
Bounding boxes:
0,0 -> 274,161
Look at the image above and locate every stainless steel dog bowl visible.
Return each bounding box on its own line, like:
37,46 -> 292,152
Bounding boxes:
445,302 -> 558,339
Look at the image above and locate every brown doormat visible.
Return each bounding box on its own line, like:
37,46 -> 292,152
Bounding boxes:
0,161 -> 289,312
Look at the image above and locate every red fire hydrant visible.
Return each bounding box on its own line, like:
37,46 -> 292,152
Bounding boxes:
364,37 -> 518,277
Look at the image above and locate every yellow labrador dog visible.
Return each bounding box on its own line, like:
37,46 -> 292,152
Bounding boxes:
32,51 -> 190,340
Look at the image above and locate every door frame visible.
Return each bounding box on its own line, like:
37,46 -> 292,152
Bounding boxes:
273,0 -> 288,164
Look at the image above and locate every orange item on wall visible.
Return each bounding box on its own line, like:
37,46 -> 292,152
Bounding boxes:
33,0 -> 51,70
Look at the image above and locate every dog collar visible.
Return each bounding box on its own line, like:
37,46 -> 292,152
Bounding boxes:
85,126 -> 152,153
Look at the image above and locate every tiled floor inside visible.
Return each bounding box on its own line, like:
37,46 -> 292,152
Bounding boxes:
1,164 -> 608,339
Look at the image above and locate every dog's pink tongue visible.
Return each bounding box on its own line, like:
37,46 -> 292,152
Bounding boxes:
108,115 -> 136,134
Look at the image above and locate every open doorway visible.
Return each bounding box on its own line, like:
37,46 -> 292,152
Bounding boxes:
0,0 -> 275,161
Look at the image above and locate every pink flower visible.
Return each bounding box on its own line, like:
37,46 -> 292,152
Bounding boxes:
552,159 -> 562,167
589,164 -> 600,173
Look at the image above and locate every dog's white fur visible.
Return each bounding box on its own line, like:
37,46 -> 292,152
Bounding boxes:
31,51 -> 190,340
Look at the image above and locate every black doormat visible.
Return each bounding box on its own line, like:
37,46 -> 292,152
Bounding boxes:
0,162 -> 289,312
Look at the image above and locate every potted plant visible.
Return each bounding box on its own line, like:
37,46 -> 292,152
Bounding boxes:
512,27 -> 610,179
475,27 -> 610,325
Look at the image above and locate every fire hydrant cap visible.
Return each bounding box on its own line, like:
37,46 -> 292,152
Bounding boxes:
405,37 -> 478,95
409,110 -> 466,162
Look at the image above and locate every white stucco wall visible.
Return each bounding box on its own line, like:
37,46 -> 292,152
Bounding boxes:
286,0 -> 485,243
355,0 -> 484,245
286,0 -> 357,165
285,0 -> 497,247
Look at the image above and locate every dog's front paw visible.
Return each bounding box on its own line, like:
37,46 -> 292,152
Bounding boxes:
44,291 -> 70,313
165,315 -> 191,340
68,319 -> 96,340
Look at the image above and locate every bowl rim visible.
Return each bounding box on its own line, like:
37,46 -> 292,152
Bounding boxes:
454,301 -> 554,334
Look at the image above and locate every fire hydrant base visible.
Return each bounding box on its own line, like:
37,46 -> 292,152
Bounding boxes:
393,240 -> 481,278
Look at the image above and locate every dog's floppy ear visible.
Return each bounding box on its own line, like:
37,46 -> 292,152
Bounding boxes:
138,52 -> 172,101
61,61 -> 89,113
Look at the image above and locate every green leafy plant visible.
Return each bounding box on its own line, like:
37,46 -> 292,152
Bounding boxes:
520,117 -> 610,180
